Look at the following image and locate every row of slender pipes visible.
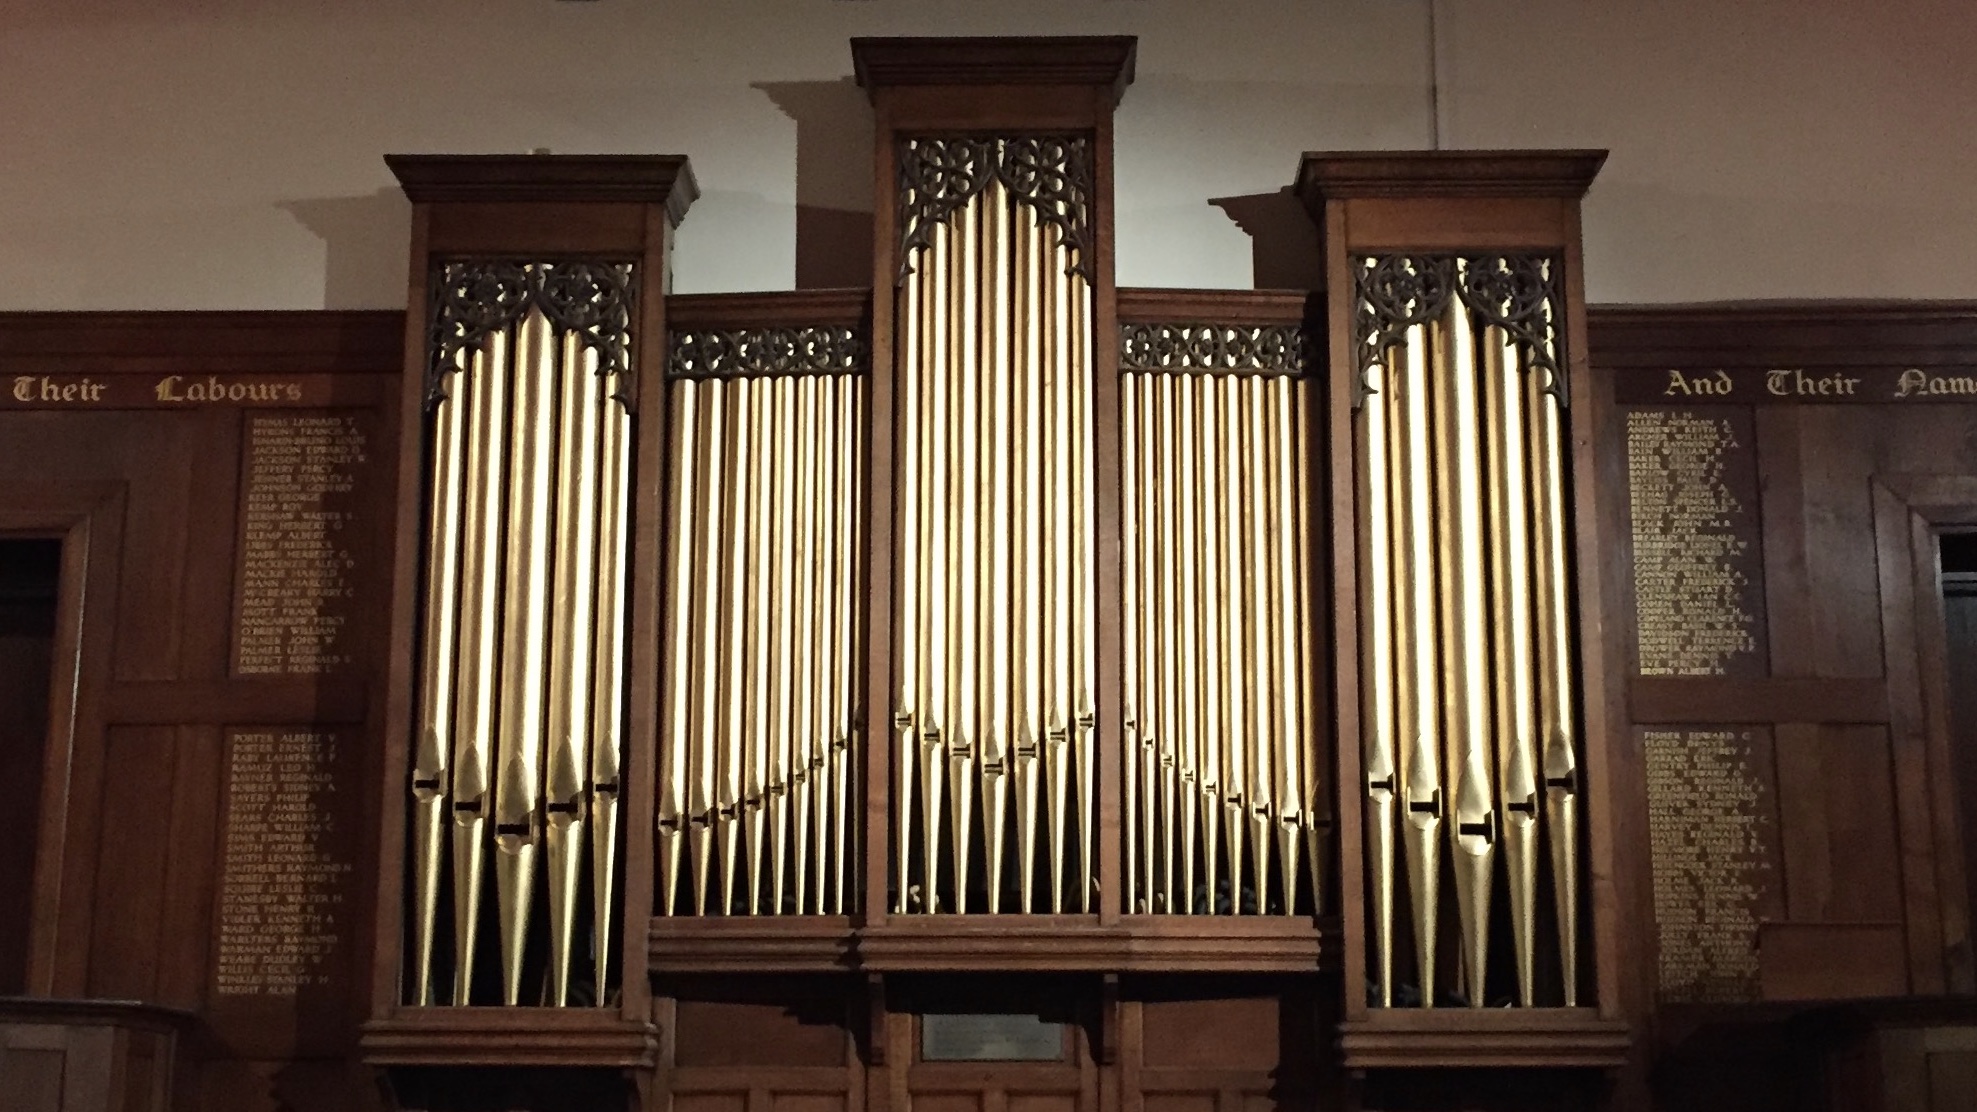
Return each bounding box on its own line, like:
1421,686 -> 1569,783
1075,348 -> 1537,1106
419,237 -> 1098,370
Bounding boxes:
1358,277 -> 1580,1007
411,303 -> 631,1006
893,173 -> 1099,914
656,371 -> 864,916
1120,367 -> 1328,915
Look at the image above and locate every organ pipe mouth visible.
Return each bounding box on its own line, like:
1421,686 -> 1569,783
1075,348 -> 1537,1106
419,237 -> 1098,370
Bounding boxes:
1352,254 -> 1583,1009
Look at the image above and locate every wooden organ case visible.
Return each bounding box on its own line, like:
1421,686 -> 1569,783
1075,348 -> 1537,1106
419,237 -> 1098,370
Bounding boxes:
5,32 -> 1977,1112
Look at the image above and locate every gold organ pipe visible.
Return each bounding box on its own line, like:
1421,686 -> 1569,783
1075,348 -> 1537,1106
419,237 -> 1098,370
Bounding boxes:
590,368 -> 630,990
661,378 -> 697,915
984,190 -> 1013,913
1175,373 -> 1202,914
544,336 -> 601,1006
812,375 -> 838,915
746,373 -> 774,916
694,381 -> 730,920
449,333 -> 505,1004
1119,370 -> 1141,914
951,193 -> 981,914
1431,304 -> 1496,1008
772,374 -> 798,914
1482,327 -> 1540,1005
833,374 -> 859,915
792,374 -> 818,915
895,251 -> 922,914
1241,374 -> 1274,913
1393,331 -> 1442,1004
1219,373 -> 1248,910
1272,373 -> 1307,914
1197,374 -> 1223,911
1157,372 -> 1181,912
720,378 -> 755,917
494,310 -> 558,1005
1045,228 -> 1073,914
921,215 -> 950,913
1529,341 -> 1581,1006
1016,208 -> 1045,914
1135,372 -> 1161,913
1072,280 -> 1096,914
1358,359 -> 1398,1003
410,354 -> 466,1005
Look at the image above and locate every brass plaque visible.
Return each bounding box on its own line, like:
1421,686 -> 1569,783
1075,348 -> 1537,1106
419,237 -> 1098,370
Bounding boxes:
1626,408 -> 1765,676
1644,728 -> 1777,1003
921,1013 -> 1066,1062
214,729 -> 356,997
232,412 -> 371,676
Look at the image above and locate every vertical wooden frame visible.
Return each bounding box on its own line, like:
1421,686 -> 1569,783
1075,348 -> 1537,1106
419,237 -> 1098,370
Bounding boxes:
1874,474 -> 1977,995
853,37 -> 1137,925
1297,152 -> 1632,1067
364,155 -> 696,1065
4,484 -> 127,997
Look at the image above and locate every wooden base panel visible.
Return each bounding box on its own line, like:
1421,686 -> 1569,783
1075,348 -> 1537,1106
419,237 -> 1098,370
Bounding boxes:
1339,1008 -> 1631,1070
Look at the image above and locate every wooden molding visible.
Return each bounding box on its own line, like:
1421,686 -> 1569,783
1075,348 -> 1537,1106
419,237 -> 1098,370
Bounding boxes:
1338,1009 -> 1632,1069
362,1009 -> 659,1068
385,155 -> 699,225
1294,150 -> 1608,207
1115,288 -> 1314,326
852,36 -> 1137,103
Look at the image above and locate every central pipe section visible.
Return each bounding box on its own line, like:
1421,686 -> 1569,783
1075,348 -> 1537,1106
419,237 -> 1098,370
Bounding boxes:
892,137 -> 1098,915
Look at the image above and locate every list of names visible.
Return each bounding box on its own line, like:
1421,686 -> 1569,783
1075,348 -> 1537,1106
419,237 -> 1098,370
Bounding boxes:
215,730 -> 352,996
1644,728 -> 1773,1003
1627,409 -> 1762,675
234,413 -> 367,674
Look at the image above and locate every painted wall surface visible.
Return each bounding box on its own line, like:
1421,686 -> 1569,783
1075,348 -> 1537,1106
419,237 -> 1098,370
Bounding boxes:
1,0 -> 1972,310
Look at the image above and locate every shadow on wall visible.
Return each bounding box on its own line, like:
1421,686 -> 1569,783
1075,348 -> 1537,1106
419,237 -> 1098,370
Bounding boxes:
756,78 -> 875,289
279,189 -> 413,310
1208,188 -> 1325,291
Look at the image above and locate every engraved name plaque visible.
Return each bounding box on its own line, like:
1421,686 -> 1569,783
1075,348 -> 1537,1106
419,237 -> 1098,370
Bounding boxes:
215,729 -> 355,996
232,412 -> 371,675
1643,728 -> 1777,1004
1626,409 -> 1766,676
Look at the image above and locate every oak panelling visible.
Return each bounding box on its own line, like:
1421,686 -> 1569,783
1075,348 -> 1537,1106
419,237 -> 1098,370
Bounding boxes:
1772,725 -> 1904,924
0,311 -> 400,1107
84,727 -> 181,1000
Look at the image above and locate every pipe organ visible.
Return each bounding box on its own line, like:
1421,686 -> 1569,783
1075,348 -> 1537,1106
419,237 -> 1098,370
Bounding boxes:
5,26 -> 1975,1112
1300,152 -> 1631,1068
350,41 -> 1657,1112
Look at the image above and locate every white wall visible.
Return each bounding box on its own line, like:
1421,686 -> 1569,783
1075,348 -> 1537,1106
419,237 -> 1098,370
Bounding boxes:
1,0 -> 1971,310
